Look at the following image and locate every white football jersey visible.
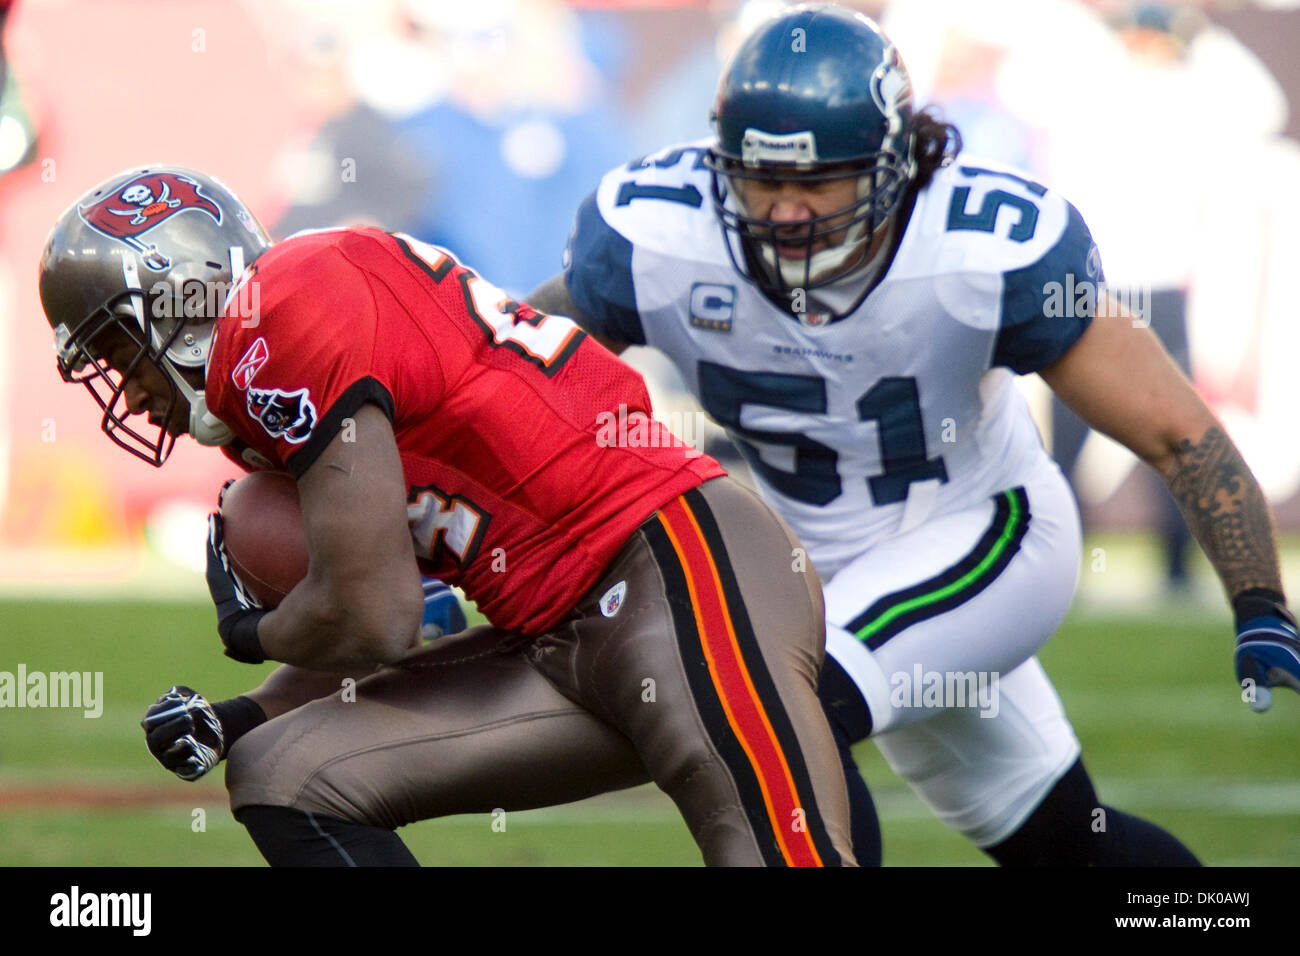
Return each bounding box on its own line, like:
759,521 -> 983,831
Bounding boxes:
565,143 -> 1101,575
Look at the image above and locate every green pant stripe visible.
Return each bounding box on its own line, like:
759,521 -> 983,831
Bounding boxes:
855,490 -> 1025,642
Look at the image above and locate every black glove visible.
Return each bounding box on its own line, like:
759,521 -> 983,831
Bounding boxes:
141,686 -> 226,781
206,488 -> 268,664
141,686 -> 268,781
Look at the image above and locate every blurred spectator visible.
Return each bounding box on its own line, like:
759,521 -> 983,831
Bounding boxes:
601,2 -> 721,155
393,0 -> 633,296
267,1 -> 437,237
0,0 -> 8,104
1039,3 -> 1287,589
1205,0 -> 1300,143
925,24 -> 1036,169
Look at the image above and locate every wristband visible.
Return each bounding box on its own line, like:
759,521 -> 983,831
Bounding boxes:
221,610 -> 269,664
212,695 -> 268,749
1232,587 -> 1293,631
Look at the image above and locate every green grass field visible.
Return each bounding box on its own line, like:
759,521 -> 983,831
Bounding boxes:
1,590 -> 1297,866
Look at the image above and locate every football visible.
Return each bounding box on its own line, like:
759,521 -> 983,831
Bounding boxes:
218,471 -> 309,609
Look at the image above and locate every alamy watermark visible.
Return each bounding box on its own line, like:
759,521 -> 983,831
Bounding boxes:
148,276 -> 261,328
0,665 -> 103,718
595,404 -> 705,458
50,886 -> 150,935
889,665 -> 999,718
1042,274 -> 1151,328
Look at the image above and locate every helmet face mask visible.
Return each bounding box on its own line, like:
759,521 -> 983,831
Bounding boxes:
39,165 -> 270,465
706,5 -> 918,323
709,148 -> 913,295
54,290 -> 189,466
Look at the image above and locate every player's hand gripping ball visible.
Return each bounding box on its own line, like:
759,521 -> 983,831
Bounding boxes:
214,471 -> 310,608
211,471 -> 464,648
206,472 -> 308,663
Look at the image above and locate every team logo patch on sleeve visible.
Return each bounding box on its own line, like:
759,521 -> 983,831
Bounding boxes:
246,386 -> 316,443
78,171 -> 222,271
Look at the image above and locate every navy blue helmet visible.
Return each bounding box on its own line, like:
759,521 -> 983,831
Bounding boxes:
707,4 -> 917,317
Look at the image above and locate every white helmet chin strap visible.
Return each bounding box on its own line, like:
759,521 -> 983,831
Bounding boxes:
120,254 -> 235,448
772,216 -> 873,287
171,369 -> 236,447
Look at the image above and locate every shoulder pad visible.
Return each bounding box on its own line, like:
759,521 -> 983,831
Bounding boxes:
565,142 -> 731,345
590,141 -> 730,265
888,160 -> 1102,371
901,159 -> 1077,282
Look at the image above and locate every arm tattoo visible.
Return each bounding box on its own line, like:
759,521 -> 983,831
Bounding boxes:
1165,425 -> 1283,598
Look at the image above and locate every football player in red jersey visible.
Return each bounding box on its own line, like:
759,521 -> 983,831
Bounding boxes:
38,165 -> 857,866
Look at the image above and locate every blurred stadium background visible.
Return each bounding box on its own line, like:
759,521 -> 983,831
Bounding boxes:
0,0 -> 1297,865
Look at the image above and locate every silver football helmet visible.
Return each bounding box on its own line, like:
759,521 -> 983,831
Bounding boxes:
39,165 -> 271,465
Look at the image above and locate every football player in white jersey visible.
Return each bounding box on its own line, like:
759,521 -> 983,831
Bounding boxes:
529,4 -> 1299,865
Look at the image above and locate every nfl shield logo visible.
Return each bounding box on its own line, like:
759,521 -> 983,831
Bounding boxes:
599,581 -> 627,618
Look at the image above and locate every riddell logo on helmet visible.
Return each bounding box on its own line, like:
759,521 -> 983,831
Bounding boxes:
78,171 -> 222,271
741,129 -> 818,166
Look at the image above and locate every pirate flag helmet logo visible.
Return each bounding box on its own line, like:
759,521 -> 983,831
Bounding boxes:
78,171 -> 223,271
38,165 -> 272,466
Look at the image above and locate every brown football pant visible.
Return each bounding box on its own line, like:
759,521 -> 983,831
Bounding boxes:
225,476 -> 856,866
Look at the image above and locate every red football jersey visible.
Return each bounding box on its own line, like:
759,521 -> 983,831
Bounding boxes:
206,227 -> 725,634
